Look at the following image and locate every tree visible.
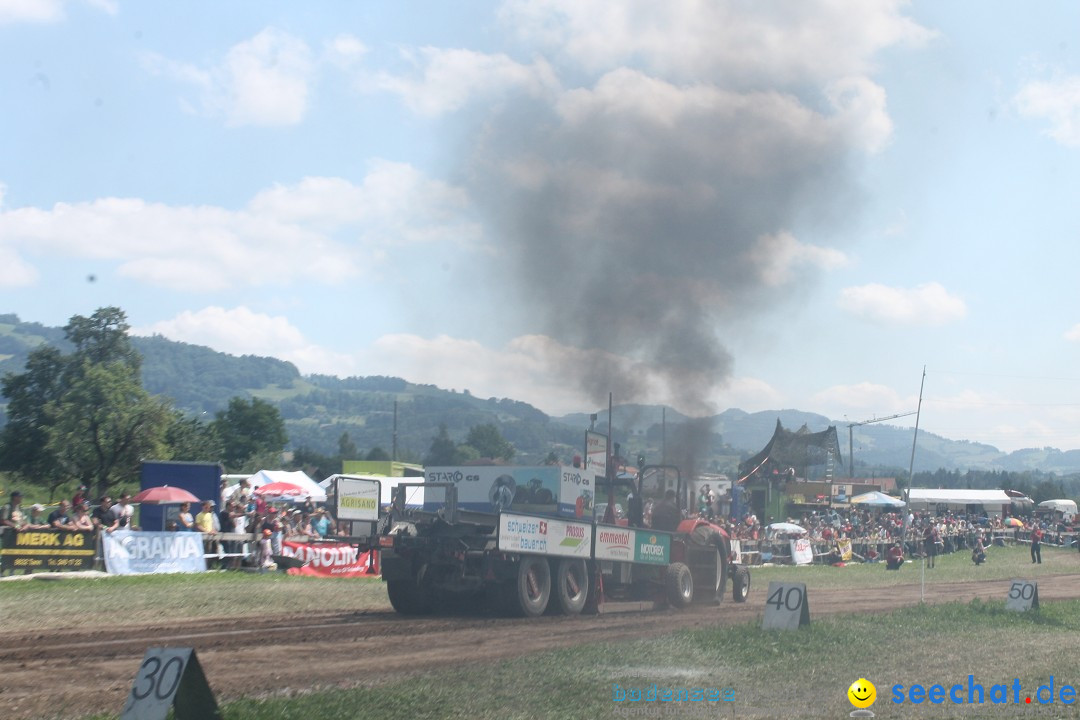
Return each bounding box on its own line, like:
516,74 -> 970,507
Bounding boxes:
46,361 -> 172,497
365,446 -> 391,461
424,424 -> 459,466
338,432 -> 358,460
0,307 -> 172,498
165,412 -> 223,462
212,397 -> 287,470
465,423 -> 515,461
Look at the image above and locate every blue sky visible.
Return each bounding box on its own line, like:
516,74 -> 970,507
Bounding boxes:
3,1 -> 1080,453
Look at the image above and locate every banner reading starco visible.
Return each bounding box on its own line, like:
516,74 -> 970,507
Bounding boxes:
103,530 -> 207,575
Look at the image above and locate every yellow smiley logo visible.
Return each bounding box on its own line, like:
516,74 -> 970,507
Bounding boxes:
847,678 -> 876,709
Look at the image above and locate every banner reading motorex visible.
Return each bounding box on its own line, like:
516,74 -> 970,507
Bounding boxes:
425,466 -> 563,515
633,530 -> 671,564
498,513 -> 592,557
281,540 -> 379,577
103,530 -> 207,575
0,530 -> 96,572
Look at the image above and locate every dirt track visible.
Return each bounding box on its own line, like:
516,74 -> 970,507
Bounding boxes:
5,573 -> 1080,720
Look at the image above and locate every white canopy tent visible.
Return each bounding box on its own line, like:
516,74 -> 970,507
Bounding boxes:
223,470 -> 326,503
906,488 -> 1010,508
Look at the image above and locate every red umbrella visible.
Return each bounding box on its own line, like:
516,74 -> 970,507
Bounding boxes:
130,485 -> 201,504
254,481 -> 307,499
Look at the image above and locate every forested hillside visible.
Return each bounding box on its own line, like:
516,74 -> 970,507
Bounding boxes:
4,312 -> 1080,475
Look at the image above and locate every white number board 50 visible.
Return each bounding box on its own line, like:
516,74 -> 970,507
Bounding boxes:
1005,579 -> 1039,612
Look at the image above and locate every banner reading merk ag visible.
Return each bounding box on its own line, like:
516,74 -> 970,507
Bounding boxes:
282,540 -> 379,577
103,530 -> 207,575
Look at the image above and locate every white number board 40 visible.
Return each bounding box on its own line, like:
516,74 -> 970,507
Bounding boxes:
762,581 -> 811,630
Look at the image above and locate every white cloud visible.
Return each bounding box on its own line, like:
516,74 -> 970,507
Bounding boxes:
1015,74 -> 1080,147
0,0 -> 113,24
1064,323 -> 1080,342
500,0 -> 933,84
137,306 -> 356,376
323,34 -> 368,68
838,282 -> 966,325
0,162 -> 478,292
812,382 -> 912,416
144,27 -> 314,127
373,47 -> 559,116
745,232 -> 848,287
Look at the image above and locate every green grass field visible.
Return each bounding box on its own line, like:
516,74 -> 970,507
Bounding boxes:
7,544 -> 1078,719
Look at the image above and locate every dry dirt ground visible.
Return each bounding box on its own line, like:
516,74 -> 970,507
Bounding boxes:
5,572 -> 1080,720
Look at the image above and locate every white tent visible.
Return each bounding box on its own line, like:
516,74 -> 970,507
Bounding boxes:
1038,499 -> 1077,518
907,488 -> 1010,507
224,470 -> 326,503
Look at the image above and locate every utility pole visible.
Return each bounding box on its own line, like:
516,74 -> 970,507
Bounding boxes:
847,411 -> 918,478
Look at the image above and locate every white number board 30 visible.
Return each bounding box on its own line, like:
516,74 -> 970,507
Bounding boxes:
1005,578 -> 1039,611
762,581 -> 811,630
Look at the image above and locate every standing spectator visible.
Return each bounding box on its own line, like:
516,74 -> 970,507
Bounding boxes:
91,497 -> 113,530
72,503 -> 94,531
177,502 -> 196,531
923,523 -> 937,569
1030,524 -> 1044,564
48,500 -> 78,531
25,504 -> 51,530
106,493 -> 136,532
300,496 -> 316,516
71,485 -> 89,509
311,508 -> 335,538
195,500 -> 217,534
0,490 -> 27,532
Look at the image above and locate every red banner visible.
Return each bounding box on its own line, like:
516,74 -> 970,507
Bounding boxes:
281,540 -> 379,577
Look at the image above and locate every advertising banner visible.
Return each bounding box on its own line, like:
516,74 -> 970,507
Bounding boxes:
425,466 -> 562,515
790,538 -> 813,566
585,431 -> 607,481
336,477 -> 381,522
498,513 -> 592,558
594,524 -> 634,561
633,530 -> 671,565
558,466 -> 594,519
0,529 -> 96,572
837,538 -> 852,562
103,530 -> 207,575
281,540 -> 379,577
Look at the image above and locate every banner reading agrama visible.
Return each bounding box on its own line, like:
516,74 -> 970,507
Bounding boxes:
103,530 -> 207,575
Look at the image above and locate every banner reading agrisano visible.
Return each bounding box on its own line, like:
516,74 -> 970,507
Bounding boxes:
282,540 -> 379,577
103,530 -> 207,575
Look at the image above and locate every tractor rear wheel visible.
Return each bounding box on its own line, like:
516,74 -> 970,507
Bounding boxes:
553,559 -> 589,615
665,562 -> 694,609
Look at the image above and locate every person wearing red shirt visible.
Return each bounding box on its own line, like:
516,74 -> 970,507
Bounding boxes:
1030,525 -> 1044,564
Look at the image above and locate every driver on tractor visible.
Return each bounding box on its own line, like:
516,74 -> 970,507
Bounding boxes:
651,489 -> 681,532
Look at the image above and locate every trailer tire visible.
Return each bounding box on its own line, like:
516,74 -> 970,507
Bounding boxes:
386,575 -> 432,616
513,556 -> 551,617
665,562 -> 694,609
552,559 -> 589,615
732,566 -> 750,603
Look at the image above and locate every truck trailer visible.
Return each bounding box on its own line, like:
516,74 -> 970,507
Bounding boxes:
378,464 -> 750,616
